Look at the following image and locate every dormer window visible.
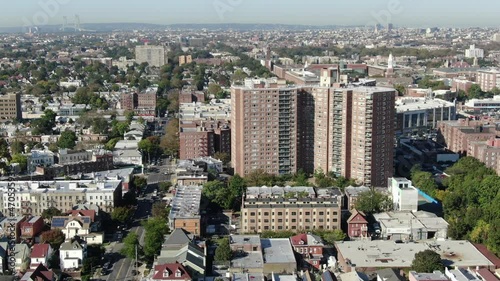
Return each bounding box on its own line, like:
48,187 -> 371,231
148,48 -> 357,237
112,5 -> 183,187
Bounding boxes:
163,270 -> 170,278
175,269 -> 182,277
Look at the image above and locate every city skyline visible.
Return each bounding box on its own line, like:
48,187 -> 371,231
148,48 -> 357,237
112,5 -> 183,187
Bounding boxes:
4,0 -> 500,28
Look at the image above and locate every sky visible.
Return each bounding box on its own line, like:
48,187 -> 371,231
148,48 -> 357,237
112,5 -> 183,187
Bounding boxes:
3,0 -> 500,28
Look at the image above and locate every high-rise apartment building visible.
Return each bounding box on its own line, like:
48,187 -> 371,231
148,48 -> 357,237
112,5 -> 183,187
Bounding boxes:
231,75 -> 396,187
0,93 -> 22,121
135,45 -> 167,68
476,68 -> 500,92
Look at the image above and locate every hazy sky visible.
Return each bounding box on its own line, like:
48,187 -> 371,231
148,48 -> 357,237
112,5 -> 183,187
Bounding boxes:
3,0 -> 500,28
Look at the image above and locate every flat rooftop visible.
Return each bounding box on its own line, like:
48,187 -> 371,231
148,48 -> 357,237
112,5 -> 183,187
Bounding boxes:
344,186 -> 370,197
396,97 -> 455,113
335,240 -> 493,268
169,185 -> 202,219
230,235 -> 261,247
233,273 -> 265,281
246,186 -> 316,199
231,251 -> 263,269
261,238 -> 296,264
0,180 -> 121,194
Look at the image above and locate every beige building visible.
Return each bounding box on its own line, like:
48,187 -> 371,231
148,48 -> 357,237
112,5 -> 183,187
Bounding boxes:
231,77 -> 396,187
0,93 -> 22,121
241,186 -> 342,233
135,45 -> 167,68
179,55 -> 192,66
0,180 -> 123,216
476,68 -> 500,92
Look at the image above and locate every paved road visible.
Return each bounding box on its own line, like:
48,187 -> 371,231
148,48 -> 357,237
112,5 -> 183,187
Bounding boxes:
104,186 -> 154,281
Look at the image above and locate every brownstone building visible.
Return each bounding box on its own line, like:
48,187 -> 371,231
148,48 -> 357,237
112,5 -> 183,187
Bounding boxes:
241,186 -> 342,233
231,78 -> 396,187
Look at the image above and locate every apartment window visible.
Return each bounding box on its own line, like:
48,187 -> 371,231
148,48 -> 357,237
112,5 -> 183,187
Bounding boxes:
250,212 -> 256,216
305,212 -> 310,215
291,212 -> 297,216
264,212 -> 269,216
292,219 -> 296,223
319,212 -> 324,215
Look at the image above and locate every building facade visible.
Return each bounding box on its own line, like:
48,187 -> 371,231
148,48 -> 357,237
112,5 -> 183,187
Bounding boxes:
0,93 -> 22,121
476,68 -> 500,92
231,79 -> 395,187
437,119 -> 498,155
135,45 -> 167,68
241,186 -> 342,233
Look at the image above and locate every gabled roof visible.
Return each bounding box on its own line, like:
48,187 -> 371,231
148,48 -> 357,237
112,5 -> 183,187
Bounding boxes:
164,229 -> 191,247
347,209 -> 368,224
290,233 -> 308,246
60,240 -> 84,251
68,210 -> 96,222
31,244 -> 50,258
152,263 -> 191,280
21,263 -> 54,281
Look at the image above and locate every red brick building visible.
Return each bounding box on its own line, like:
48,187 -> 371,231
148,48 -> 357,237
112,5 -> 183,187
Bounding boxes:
20,216 -> 44,242
347,209 -> 368,239
290,233 -> 324,269
179,121 -> 230,160
121,92 -> 137,111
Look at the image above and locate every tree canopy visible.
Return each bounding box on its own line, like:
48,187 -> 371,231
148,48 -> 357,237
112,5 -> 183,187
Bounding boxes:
142,217 -> 169,260
42,207 -> 63,220
214,238 -> 232,262
121,232 -> 141,259
41,229 -> 65,249
111,207 -> 134,224
411,250 -> 444,272
57,130 -> 77,149
354,190 -> 392,214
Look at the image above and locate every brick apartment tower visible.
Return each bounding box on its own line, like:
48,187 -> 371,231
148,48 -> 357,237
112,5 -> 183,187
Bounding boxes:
231,78 -> 395,187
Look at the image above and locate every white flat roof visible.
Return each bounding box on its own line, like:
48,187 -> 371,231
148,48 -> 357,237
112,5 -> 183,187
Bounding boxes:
396,98 -> 455,113
336,240 -> 493,268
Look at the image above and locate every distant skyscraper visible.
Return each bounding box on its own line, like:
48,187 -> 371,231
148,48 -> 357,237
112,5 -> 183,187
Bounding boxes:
135,45 -> 167,67
387,23 -> 393,32
231,77 -> 396,187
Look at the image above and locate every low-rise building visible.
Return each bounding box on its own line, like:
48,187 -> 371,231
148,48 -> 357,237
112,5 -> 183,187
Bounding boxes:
395,97 -> 456,136
27,150 -> 55,173
347,209 -> 368,239
373,211 -> 448,241
14,243 -> 30,272
469,138 -> 500,175
409,271 -> 448,281
388,178 -> 419,212
20,216 -> 44,242
151,263 -> 192,281
445,268 -> 481,281
290,233 -> 324,269
241,186 -> 342,233
261,238 -> 296,274
30,244 -> 53,269
437,119 -> 499,155
157,228 -> 205,279
344,186 -> 370,210
59,239 -> 86,271
0,217 -> 26,242
0,180 -> 123,216
376,269 -> 405,281
21,263 -> 55,281
336,240 -> 493,272
168,186 -> 202,235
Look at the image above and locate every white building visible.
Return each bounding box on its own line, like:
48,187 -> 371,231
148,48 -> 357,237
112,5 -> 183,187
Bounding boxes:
27,150 -> 55,172
445,267 -> 481,281
30,244 -> 53,269
388,177 -> 419,212
465,44 -> 484,59
0,180 -> 122,216
60,240 -> 86,271
464,95 -> 500,110
373,211 -> 448,241
113,149 -> 143,166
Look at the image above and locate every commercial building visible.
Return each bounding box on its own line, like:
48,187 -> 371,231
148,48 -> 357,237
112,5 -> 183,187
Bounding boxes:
335,240 -> 493,272
0,180 -> 123,216
241,186 -> 342,233
395,97 -> 456,136
477,68 -> 500,92
229,235 -> 297,275
437,119 -> 499,155
465,45 -> 485,59
231,76 -> 396,187
464,96 -> 500,112
135,45 -> 167,67
0,93 -> 22,121
168,185 -> 202,235
372,211 -> 448,241
388,177 -> 419,212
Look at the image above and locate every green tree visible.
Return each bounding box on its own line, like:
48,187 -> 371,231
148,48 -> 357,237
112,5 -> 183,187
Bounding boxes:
57,130 -> 77,149
411,250 -> 444,273
354,190 -> 392,214
213,152 -> 230,166
111,207 -> 133,224
42,207 -> 63,221
10,140 -> 25,154
10,154 -> 28,172
91,117 -> 109,134
134,176 -> 148,193
0,138 -> 10,159
159,181 -> 173,193
152,202 -> 169,219
203,180 -> 232,209
121,232 -> 141,259
411,170 -> 438,197
40,229 -> 66,249
214,238 -> 232,262
32,109 -> 56,135
322,230 -> 347,244
160,118 -> 179,157
142,217 -> 169,260
394,84 -> 406,96
105,137 -> 121,151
